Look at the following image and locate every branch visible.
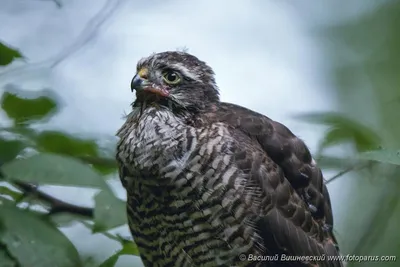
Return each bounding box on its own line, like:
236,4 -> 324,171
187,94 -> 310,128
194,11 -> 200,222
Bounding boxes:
0,0 -> 125,81
7,161 -> 370,218
13,181 -> 93,218
30,0 -> 62,8
325,162 -> 372,184
10,180 -> 132,244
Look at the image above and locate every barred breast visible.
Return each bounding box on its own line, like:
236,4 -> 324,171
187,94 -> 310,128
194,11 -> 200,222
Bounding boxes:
116,107 -> 272,267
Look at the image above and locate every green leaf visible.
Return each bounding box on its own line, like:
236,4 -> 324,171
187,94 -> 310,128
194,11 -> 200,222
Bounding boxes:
34,132 -> 118,175
97,242 -> 140,267
91,163 -> 117,175
1,91 -> 57,125
118,241 -> 140,256
81,256 -> 98,267
321,127 -> 351,148
0,247 -> 17,267
0,138 -> 26,163
35,131 -> 98,157
93,190 -> 126,232
0,199 -> 81,267
359,149 -> 400,166
0,153 -> 110,190
295,112 -> 381,152
0,42 -> 23,66
81,156 -> 117,175
0,186 -> 22,201
98,254 -> 119,267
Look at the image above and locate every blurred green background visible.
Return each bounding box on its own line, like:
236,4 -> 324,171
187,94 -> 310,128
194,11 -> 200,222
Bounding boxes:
317,1 -> 400,265
1,0 -> 400,266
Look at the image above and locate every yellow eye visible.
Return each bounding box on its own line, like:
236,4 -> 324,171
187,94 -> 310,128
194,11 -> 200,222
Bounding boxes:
162,71 -> 181,84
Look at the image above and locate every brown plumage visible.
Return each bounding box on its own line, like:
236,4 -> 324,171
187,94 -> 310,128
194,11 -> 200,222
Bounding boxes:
116,51 -> 344,267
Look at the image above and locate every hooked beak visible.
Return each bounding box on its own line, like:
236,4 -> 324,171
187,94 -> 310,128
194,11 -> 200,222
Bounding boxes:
131,74 -> 146,92
130,74 -> 170,97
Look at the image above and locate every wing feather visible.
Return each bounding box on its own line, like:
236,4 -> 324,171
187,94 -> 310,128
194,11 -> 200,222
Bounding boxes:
212,102 -> 335,227
201,102 -> 343,267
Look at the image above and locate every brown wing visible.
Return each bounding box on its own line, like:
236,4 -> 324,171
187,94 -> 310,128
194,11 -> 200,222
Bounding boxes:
216,103 -> 333,222
200,102 -> 342,266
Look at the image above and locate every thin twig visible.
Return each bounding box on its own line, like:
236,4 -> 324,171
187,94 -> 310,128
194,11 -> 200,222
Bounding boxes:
0,0 -> 125,80
326,162 -> 371,184
13,181 -> 93,218
29,0 -> 62,8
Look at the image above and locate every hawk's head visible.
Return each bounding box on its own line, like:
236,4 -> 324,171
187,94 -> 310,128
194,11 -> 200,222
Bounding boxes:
131,51 -> 219,113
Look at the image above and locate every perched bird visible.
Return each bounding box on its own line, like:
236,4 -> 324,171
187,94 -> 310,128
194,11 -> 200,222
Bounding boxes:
116,51 -> 344,267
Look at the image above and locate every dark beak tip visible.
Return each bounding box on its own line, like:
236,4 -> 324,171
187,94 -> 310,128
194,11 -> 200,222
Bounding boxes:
131,75 -> 142,92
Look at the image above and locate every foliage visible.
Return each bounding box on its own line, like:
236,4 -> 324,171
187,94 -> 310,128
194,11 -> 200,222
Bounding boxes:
1,90 -> 57,125
99,242 -> 140,267
0,199 -> 81,267
295,112 -> 381,154
359,149 -> 400,166
318,1 -> 400,266
0,42 -> 138,267
0,41 -> 23,66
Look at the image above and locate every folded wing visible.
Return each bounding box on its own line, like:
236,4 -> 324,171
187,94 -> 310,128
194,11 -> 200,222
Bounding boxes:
207,102 -> 343,266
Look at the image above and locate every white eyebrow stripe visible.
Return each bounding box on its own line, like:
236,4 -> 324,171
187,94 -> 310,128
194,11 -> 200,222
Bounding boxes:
170,62 -> 201,82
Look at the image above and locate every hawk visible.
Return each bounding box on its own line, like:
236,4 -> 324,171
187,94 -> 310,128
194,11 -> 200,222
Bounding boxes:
116,51 -> 344,267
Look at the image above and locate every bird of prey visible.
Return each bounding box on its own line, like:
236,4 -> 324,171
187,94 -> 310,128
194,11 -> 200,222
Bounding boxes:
116,51 -> 344,267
